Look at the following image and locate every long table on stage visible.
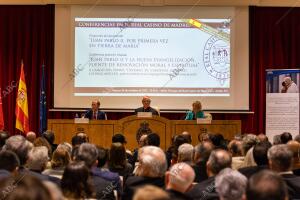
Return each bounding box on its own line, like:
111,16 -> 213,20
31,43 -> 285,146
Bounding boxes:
48,115 -> 241,150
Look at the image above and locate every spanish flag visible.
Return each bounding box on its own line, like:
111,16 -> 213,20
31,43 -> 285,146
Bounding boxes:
15,62 -> 29,133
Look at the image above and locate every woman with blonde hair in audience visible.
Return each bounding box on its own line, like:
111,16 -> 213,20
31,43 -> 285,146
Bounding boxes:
43,147 -> 71,179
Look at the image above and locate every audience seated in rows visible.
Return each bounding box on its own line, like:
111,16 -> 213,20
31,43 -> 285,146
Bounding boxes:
1,130 -> 300,200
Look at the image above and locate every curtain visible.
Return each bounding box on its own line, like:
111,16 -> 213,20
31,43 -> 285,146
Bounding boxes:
0,5 -> 54,135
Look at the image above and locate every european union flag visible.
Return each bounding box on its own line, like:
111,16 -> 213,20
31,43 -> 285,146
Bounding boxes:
39,64 -> 47,134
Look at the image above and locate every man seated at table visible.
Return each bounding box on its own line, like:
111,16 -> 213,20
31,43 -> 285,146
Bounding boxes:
84,100 -> 106,120
134,96 -> 158,115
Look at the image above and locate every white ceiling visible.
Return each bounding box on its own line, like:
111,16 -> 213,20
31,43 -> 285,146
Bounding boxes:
0,0 -> 300,7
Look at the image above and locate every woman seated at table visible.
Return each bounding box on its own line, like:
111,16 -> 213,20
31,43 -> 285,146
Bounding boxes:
185,101 -> 205,120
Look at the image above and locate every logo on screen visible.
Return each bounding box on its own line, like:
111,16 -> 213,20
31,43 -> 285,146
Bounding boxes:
203,36 -> 230,86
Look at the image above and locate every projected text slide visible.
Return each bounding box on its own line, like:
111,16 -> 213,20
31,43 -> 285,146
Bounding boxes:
74,18 -> 230,96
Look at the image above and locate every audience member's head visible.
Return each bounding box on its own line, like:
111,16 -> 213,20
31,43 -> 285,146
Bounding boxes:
146,133 -> 160,147
138,134 -> 148,148
177,143 -> 194,163
136,146 -> 167,177
287,140 -> 300,161
206,149 -> 232,177
234,134 -> 243,141
42,130 -> 55,145
26,131 -> 36,143
76,143 -> 98,168
165,162 -> 195,193
0,175 -> 52,200
171,134 -> 190,162
268,144 -> 293,172
0,130 -> 9,149
57,142 -> 72,155
71,133 -> 89,147
181,131 -> 192,144
43,181 -> 65,200
112,133 -> 127,145
3,135 -> 33,166
228,140 -> 243,157
253,141 -> 272,166
97,146 -> 109,168
242,134 -> 258,155
33,137 -> 52,157
133,185 -> 170,200
173,134 -> 190,148
0,150 -> 20,173
257,134 -> 268,142
280,132 -> 293,144
246,170 -> 288,200
27,146 -> 49,172
194,141 -> 214,163
215,168 -> 247,200
71,146 -> 79,161
61,161 -> 94,199
273,135 -> 282,145
109,142 -> 127,169
294,134 -> 300,143
209,133 -> 227,149
51,147 -> 71,169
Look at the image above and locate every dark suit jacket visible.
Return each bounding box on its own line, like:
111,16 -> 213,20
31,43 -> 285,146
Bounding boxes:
91,174 -> 115,200
84,109 -> 106,120
19,168 -> 61,186
167,189 -> 192,200
281,173 -> 300,200
92,167 -> 122,196
134,107 -> 158,115
238,165 -> 269,179
122,176 -> 165,200
186,176 -> 219,200
193,160 -> 208,183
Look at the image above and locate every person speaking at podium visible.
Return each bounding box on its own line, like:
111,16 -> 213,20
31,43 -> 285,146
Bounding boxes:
84,100 -> 106,120
134,96 -> 159,115
185,101 -> 205,120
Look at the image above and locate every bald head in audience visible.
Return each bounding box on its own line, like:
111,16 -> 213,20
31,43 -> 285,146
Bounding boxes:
26,131 -> 36,143
246,170 -> 288,200
136,146 -> 167,177
181,131 -> 192,144
207,149 -> 232,177
287,140 -> 300,158
257,134 -> 268,143
194,141 -> 214,163
165,162 -> 195,193
268,144 -> 293,172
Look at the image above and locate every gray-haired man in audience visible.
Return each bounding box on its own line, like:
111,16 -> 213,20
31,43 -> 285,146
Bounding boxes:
123,146 -> 167,200
3,135 -> 60,185
215,168 -> 247,200
177,143 -> 194,164
27,146 -> 49,173
268,144 -> 300,199
187,149 -> 232,200
76,143 -> 115,199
